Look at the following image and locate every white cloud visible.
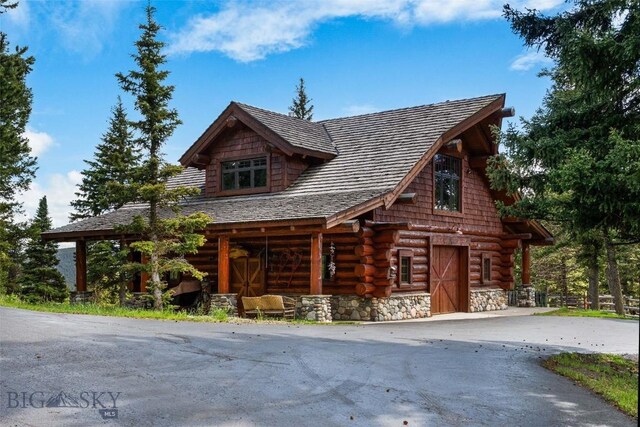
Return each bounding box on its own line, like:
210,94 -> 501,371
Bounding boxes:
16,170 -> 83,229
343,104 -> 379,116
40,0 -> 130,58
510,49 -> 553,71
167,0 -> 564,62
4,0 -> 30,28
23,128 -> 55,156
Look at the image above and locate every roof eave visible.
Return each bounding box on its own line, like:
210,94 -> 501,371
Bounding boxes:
179,102 -> 336,168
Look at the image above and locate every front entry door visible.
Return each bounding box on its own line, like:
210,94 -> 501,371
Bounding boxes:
230,257 -> 264,299
430,246 -> 461,314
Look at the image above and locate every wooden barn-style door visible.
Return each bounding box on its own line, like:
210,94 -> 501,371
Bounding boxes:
230,257 -> 264,299
430,246 -> 467,314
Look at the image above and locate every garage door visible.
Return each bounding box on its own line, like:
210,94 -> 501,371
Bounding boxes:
430,246 -> 461,314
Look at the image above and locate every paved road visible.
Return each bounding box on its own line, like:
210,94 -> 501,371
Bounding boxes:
0,307 -> 637,427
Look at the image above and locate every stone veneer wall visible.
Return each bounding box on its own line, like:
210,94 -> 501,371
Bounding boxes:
470,288 -> 508,312
70,291 -> 94,304
296,295 -> 332,322
517,287 -> 536,307
331,293 -> 431,321
209,293 -> 238,317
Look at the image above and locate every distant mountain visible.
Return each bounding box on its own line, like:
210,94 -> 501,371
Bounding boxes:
56,247 -> 76,291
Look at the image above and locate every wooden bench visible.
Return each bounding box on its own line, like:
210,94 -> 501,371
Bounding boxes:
242,295 -> 296,320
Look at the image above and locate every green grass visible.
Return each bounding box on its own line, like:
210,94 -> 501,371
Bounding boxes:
0,294 -> 231,323
0,294 -> 360,324
535,307 -> 636,320
544,353 -> 638,417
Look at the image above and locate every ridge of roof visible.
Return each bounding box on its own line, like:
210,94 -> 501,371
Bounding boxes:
232,102 -> 338,156
318,93 -> 504,123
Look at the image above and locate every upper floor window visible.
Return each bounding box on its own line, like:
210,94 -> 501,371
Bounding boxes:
434,154 -> 461,212
221,157 -> 267,191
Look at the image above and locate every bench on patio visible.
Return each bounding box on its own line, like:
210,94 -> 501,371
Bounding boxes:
242,295 -> 296,320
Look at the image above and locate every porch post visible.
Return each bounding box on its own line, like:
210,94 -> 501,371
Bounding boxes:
310,232 -> 323,295
521,242 -> 531,287
75,240 -> 87,292
518,241 -> 536,307
218,235 -> 230,293
140,254 -> 149,292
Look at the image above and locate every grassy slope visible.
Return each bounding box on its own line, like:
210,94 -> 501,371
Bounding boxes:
0,295 -> 229,322
535,307 -> 636,320
544,353 -> 638,418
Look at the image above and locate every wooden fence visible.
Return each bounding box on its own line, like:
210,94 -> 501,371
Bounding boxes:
545,293 -> 639,315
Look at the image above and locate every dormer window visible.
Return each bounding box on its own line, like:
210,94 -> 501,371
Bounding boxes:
221,157 -> 267,191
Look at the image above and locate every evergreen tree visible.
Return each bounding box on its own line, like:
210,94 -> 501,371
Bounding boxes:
69,97 -> 138,304
70,96 -> 139,221
488,0 -> 639,314
117,3 -> 210,310
288,77 -> 314,120
0,0 -> 37,293
18,197 -> 68,303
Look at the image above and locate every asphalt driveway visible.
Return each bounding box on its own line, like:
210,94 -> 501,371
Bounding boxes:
0,307 -> 637,426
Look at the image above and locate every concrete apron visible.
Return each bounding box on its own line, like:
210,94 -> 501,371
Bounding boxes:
364,307 -> 557,324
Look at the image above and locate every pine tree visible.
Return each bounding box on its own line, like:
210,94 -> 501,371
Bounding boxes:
0,1 -> 37,293
18,197 -> 68,303
117,3 -> 210,310
488,0 -> 639,314
70,96 -> 138,221
288,77 -> 314,120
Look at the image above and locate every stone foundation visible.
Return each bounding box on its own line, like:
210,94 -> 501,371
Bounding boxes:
70,291 -> 94,304
296,295 -> 332,322
331,293 -> 431,321
470,288 -> 508,312
517,286 -> 536,307
209,293 -> 238,317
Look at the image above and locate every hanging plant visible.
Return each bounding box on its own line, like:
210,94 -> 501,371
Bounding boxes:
329,241 -> 336,279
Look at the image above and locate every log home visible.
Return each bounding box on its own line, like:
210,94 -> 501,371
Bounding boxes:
43,94 -> 551,321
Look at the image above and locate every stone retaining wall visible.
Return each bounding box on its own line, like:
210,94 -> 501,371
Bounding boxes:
70,291 -> 94,304
331,293 -> 431,321
209,293 -> 238,317
296,295 -> 332,322
517,287 -> 536,307
470,288 -> 508,312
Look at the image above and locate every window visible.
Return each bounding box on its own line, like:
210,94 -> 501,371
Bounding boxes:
221,157 -> 267,191
434,154 -> 461,212
482,254 -> 491,284
398,249 -> 413,285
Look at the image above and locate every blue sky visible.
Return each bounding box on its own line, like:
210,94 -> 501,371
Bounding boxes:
2,0 -> 560,228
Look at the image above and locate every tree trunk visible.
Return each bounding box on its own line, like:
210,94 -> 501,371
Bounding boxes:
560,253 -> 568,306
604,231 -> 625,315
587,245 -> 600,310
119,282 -> 127,307
587,260 -> 600,310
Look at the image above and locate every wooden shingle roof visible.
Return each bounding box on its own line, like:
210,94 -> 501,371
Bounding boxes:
43,94 -> 505,239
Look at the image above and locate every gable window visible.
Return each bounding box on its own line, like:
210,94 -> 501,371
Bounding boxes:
481,254 -> 491,284
221,157 -> 267,191
434,154 -> 461,212
398,249 -> 413,286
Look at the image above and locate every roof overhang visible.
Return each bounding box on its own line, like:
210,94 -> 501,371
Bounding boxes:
179,102 -> 335,169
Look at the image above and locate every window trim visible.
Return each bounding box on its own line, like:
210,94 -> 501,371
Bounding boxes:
397,249 -> 414,286
217,155 -> 270,196
481,253 -> 492,285
432,153 -> 464,216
